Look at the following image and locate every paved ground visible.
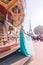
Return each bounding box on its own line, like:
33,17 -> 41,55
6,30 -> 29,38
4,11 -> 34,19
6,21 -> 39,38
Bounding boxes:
0,41 -> 43,65
29,41 -> 43,65
0,51 -> 33,65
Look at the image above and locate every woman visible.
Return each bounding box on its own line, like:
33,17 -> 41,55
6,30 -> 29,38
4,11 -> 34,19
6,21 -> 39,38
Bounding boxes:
20,25 -> 34,56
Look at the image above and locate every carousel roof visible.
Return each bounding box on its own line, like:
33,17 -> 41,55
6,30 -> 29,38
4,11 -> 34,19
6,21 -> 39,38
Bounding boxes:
0,0 -> 26,27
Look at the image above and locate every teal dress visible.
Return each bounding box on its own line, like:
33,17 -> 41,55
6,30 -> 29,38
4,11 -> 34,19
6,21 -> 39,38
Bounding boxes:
20,30 -> 34,56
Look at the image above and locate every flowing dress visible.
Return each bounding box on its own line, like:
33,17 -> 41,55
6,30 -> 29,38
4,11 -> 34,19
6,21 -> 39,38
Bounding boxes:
20,30 -> 34,56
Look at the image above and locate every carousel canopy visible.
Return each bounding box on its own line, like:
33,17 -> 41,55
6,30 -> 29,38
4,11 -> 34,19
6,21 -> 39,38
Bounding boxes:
0,0 -> 26,27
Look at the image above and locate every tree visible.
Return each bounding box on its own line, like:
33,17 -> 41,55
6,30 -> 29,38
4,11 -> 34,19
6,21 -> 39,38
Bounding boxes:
34,25 -> 43,36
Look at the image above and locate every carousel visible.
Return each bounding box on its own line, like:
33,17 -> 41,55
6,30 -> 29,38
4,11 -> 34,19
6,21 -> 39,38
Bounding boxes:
0,0 -> 26,59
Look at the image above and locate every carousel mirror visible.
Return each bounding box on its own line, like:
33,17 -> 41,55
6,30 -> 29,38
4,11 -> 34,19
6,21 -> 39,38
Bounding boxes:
12,5 -> 21,14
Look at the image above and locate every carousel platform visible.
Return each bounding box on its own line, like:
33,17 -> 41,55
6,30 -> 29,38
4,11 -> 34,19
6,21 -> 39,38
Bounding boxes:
0,42 -> 20,59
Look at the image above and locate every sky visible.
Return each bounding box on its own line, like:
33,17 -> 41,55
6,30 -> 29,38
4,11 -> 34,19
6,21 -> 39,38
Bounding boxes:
24,0 -> 43,33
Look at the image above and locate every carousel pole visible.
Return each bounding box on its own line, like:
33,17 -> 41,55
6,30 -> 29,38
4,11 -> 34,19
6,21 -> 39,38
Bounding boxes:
4,12 -> 9,41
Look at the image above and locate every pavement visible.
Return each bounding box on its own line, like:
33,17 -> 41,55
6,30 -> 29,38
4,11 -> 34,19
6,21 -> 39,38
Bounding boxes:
29,41 -> 43,65
0,41 -> 43,65
0,51 -> 33,65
